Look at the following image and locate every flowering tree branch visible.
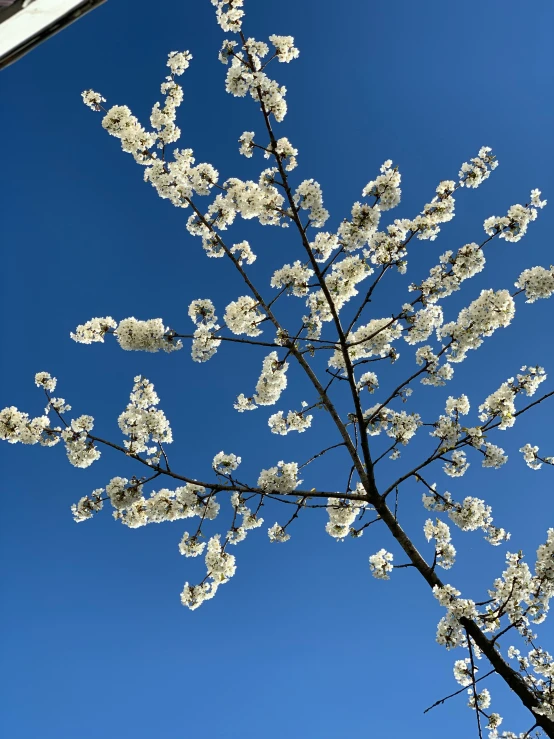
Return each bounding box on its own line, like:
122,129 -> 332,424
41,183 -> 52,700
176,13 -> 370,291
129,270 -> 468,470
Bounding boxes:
2,1 -> 553,736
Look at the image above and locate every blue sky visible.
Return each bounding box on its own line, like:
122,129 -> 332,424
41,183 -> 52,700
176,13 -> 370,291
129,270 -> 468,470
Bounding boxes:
1,1 -> 553,737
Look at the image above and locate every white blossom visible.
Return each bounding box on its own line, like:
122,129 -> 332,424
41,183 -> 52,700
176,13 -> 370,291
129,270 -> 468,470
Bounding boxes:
458,146 -> 498,188
269,34 -> 299,63
440,289 -> 515,363
326,498 -> 366,540
515,266 -> 554,303
362,160 -> 401,211
71,489 -> 104,522
212,451 -> 241,473
118,376 -> 172,456
115,317 -> 182,353
238,131 -> 255,157
268,409 -> 312,435
71,317 -> 117,344
294,180 -> 329,228
34,372 -> 57,393
230,240 -> 256,265
178,532 -> 206,558
424,518 -> 456,569
271,261 -> 313,296
224,296 -> 264,336
369,549 -> 394,580
81,90 -> 105,110
189,299 -> 217,327
258,461 -> 300,494
252,352 -> 288,406
268,523 -> 291,543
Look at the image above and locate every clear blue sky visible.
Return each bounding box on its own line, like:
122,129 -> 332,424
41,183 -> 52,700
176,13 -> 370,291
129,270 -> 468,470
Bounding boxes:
1,1 -> 553,737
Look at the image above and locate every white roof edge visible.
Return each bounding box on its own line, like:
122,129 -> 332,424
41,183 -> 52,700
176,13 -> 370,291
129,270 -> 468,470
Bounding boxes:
0,0 -> 104,68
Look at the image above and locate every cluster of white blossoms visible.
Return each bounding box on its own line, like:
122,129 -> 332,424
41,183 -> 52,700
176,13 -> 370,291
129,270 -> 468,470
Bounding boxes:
416,345 -> 454,387
238,130 -> 255,157
192,324 -> 222,362
306,255 -> 372,331
150,52 -> 191,147
230,239 -> 256,265
106,476 -> 143,510
211,0 -> 244,33
100,104 -> 156,164
185,171 -> 286,255
223,295 -> 264,336
478,366 -> 546,430
293,179 -> 329,228
326,497 -> 366,540
362,160 -> 402,211
0,376 -> 102,460
70,316 -> 117,344
330,318 -> 402,370
410,242 -> 486,305
443,449 -> 470,478
226,492 -> 264,545
34,371 -> 57,393
212,451 -> 241,474
356,371 -> 379,393
268,406 -> 312,435
424,518 -> 456,569
181,533 -> 236,610
483,531 -> 554,643
268,34 -> 299,63
433,583 -> 478,648
189,298 -> 217,326
338,200 -> 381,252
404,304 -> 444,345
369,549 -> 394,580
61,415 -> 101,468
145,149 -> 219,210
431,394 -> 471,450
440,289 -> 515,363
519,443 -> 553,470
364,407 -> 422,447
422,487 -> 510,546
484,190 -> 546,243
453,657 -> 474,687
505,646 -> 554,725
411,180 -> 457,241
257,461 -> 300,494
178,532 -> 206,558
264,136 -> 298,171
241,351 -> 289,407
117,317 -> 182,352
514,265 -> 554,303
430,395 -> 507,470
355,148 -> 497,277
117,376 -> 172,459
271,261 -> 313,296
267,522 -> 290,543
218,26 -> 296,123
467,687 -> 492,711
309,231 -> 339,262
187,299 -> 221,362
71,316 -> 182,353
481,442 -> 508,469
114,483 -> 216,529
81,90 -> 105,110
458,146 -> 498,188
71,488 -> 104,522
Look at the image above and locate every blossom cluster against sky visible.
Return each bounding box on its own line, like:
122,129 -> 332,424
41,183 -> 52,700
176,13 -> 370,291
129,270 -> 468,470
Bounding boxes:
0,0 -> 553,737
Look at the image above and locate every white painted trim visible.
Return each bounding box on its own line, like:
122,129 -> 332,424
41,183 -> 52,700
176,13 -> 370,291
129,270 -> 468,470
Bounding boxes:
0,0 -> 87,61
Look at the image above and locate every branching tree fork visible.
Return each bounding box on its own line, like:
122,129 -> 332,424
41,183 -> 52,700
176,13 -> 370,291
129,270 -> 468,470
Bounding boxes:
1,2 -> 553,737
